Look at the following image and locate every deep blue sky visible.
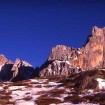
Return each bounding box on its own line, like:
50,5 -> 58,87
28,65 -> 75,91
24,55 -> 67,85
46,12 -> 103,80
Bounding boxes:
0,0 -> 105,67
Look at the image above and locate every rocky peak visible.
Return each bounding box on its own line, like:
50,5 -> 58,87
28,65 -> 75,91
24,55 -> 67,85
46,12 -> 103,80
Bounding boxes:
15,58 -> 21,64
0,54 -> 8,65
48,45 -> 72,61
11,58 -> 34,82
22,61 -> 33,67
13,58 -> 33,68
92,26 -> 104,36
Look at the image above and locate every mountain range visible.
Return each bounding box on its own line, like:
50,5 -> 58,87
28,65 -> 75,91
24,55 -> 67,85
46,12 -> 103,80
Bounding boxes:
0,26 -> 105,105
0,26 -> 105,81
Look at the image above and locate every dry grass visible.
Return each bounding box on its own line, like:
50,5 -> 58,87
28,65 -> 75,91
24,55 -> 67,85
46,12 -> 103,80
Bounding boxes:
35,85 -> 42,88
23,96 -> 32,101
0,95 -> 13,105
49,89 -> 65,97
84,92 -> 105,105
64,95 -> 86,104
36,96 -> 62,105
36,91 -> 47,95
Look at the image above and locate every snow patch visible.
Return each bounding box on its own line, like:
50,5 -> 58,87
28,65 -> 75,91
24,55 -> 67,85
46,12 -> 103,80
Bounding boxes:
56,60 -> 71,65
15,100 -> 35,105
65,88 -> 71,93
73,56 -> 78,60
96,78 -> 105,90
9,86 -> 26,90
60,94 -> 68,98
49,82 -> 62,86
77,51 -> 81,54
0,64 -> 4,71
30,79 -> 48,84
22,61 -> 33,67
88,89 -> 94,94
0,86 -> 3,90
65,61 -> 71,65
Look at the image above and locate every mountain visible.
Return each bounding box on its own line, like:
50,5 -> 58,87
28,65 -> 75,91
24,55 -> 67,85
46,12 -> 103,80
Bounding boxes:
0,56 -> 34,82
10,58 -> 34,82
39,26 -> 105,77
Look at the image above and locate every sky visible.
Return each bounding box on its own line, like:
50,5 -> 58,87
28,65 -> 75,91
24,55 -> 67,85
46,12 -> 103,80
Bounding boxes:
0,0 -> 105,67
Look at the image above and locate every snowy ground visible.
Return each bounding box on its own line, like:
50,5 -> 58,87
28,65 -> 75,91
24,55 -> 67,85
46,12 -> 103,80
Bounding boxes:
0,77 -> 104,105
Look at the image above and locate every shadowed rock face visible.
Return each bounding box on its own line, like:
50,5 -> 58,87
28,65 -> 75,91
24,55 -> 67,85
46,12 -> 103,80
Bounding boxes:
0,63 -> 13,81
40,26 -> 105,76
0,56 -> 34,82
11,58 -> 34,82
0,55 -> 13,81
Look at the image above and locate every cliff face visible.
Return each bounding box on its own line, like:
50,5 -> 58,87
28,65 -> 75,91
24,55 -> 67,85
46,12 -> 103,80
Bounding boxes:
40,26 -> 105,76
71,26 -> 105,70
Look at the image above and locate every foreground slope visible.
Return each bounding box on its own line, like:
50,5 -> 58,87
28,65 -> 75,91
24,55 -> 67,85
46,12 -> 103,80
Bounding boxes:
0,70 -> 105,105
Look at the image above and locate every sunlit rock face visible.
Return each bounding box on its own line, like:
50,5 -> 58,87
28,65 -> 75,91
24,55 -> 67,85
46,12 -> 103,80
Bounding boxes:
0,55 -> 8,65
40,26 -> 105,76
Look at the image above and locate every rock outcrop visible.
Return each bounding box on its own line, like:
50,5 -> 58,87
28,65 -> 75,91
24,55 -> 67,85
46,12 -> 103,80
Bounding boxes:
40,60 -> 81,77
39,26 -> 105,76
11,58 -> 34,82
73,70 -> 105,91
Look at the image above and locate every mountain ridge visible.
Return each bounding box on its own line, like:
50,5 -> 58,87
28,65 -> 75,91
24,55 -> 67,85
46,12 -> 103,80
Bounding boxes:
0,26 -> 105,81
39,26 -> 105,77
